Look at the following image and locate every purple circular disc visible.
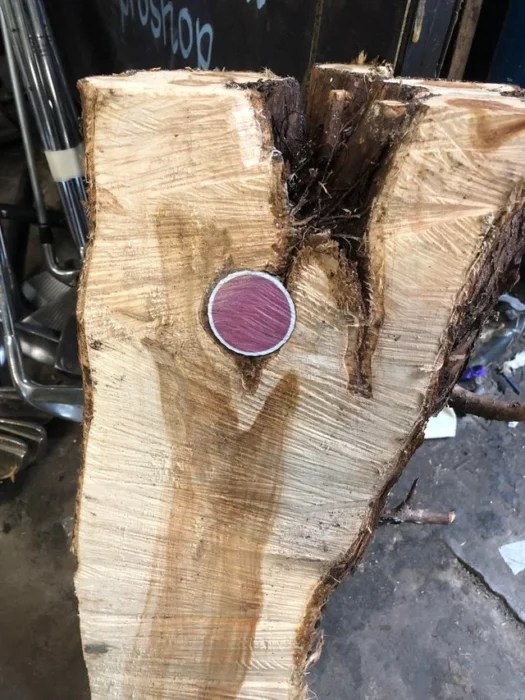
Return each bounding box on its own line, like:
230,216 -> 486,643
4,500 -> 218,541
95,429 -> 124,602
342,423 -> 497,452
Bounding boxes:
208,271 -> 296,356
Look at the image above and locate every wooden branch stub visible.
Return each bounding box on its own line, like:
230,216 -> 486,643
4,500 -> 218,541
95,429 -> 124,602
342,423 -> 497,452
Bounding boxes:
381,508 -> 456,526
319,89 -> 351,157
381,479 -> 456,526
450,385 -> 525,422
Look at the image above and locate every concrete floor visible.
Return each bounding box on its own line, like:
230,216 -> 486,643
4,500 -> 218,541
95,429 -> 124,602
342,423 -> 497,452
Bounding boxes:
311,415 -> 525,700
0,410 -> 524,699
0,423 -> 89,700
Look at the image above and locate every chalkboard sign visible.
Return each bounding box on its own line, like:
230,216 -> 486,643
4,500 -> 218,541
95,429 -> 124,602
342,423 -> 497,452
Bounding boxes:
44,0 -> 416,87
44,0 -> 317,84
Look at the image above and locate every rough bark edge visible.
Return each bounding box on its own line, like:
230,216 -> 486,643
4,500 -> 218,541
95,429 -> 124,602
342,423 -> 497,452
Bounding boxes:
73,79 -> 101,556
435,186 -> 525,406
306,65 -> 394,137
342,105 -> 425,398
450,385 -> 525,421
227,77 -> 304,166
306,64 -> 422,142
232,77 -> 304,276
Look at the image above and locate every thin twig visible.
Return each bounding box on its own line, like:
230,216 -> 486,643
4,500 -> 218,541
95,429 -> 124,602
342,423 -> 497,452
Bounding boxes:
450,385 -> 525,422
380,478 -> 456,526
381,508 -> 456,525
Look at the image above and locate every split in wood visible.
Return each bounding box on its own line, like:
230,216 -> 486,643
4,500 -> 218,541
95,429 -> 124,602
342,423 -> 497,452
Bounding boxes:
380,479 -> 456,526
450,385 -> 525,422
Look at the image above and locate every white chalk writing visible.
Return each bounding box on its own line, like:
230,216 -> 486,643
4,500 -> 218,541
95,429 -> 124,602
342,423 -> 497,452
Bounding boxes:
246,0 -> 266,8
120,0 -> 214,69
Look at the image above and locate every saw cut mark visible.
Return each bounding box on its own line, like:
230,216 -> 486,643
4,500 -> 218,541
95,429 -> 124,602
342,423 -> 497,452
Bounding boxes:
208,271 -> 296,356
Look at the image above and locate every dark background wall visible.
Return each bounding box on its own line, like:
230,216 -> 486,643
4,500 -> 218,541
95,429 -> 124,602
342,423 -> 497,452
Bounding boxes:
42,0 -> 523,93
487,0 -> 524,84
43,0 -> 415,86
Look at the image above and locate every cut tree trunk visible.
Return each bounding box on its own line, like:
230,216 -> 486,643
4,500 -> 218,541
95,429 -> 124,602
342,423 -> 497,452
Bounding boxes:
75,66 -> 525,699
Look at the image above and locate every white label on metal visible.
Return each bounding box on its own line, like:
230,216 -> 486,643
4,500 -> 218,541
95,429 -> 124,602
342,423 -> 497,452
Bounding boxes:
44,143 -> 85,182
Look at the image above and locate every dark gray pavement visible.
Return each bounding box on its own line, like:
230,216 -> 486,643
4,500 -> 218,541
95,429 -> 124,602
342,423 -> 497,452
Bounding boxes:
311,415 -> 525,700
0,423 -> 89,700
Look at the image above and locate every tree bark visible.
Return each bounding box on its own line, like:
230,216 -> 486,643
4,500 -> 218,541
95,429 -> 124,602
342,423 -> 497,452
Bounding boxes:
450,385 -> 525,421
75,66 -> 525,699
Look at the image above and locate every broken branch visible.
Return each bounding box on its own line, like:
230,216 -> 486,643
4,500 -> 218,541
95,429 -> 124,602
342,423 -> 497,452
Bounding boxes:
450,385 -> 525,422
380,479 -> 456,525
381,508 -> 456,526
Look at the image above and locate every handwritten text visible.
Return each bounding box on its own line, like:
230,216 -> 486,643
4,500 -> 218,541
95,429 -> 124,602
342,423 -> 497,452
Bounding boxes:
120,0 -> 214,69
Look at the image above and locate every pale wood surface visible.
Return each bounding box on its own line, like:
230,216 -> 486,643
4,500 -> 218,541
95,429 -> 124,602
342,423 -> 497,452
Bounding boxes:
76,68 -> 525,699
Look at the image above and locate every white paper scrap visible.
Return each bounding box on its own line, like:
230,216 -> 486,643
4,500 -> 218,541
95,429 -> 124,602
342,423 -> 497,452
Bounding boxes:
503,350 -> 525,375
424,407 -> 457,439
499,293 -> 525,312
499,540 -> 525,575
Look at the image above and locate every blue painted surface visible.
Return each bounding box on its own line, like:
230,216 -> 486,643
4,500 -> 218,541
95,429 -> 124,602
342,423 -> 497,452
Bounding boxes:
489,0 -> 525,85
